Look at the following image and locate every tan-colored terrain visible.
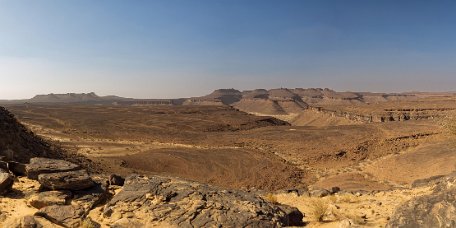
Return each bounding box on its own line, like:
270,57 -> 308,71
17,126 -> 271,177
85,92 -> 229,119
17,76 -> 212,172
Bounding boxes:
2,88 -> 456,227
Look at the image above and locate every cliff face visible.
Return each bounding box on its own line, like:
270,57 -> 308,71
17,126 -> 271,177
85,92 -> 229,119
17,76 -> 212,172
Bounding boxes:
309,107 -> 454,123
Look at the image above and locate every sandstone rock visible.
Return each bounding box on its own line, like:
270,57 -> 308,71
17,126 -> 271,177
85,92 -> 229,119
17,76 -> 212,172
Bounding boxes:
338,219 -> 354,228
102,175 -> 304,227
111,218 -> 147,228
26,158 -> 81,180
81,217 -> 100,228
35,205 -> 84,228
387,176 -> 456,228
0,172 -> 14,194
38,169 -> 94,191
28,191 -> 72,209
311,189 -> 331,197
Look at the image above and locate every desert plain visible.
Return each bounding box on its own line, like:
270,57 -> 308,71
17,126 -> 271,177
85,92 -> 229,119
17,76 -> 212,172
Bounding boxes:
0,88 -> 455,227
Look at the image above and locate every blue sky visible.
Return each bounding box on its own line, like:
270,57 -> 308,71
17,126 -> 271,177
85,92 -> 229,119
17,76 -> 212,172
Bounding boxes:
1,0 -> 455,99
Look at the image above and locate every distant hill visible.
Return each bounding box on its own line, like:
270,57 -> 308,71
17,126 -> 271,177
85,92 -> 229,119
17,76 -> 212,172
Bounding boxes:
0,93 -> 136,105
30,92 -> 103,103
1,88 -> 450,108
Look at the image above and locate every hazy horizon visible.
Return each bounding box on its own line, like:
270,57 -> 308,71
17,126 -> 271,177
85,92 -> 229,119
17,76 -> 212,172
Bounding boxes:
1,1 -> 456,99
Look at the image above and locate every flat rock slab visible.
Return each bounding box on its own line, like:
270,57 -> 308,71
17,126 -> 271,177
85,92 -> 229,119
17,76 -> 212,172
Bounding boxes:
38,169 -> 94,191
28,190 -> 72,209
26,158 -> 81,180
35,205 -> 84,228
103,175 -> 304,227
0,172 -> 14,195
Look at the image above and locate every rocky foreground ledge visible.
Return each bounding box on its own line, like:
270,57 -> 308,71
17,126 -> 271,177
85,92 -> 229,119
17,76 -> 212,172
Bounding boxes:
387,174 -> 456,228
0,157 -> 303,227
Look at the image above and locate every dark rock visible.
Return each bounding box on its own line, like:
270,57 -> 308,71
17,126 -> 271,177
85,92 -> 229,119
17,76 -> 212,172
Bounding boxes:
28,191 -> 72,209
38,169 -> 94,191
331,186 -> 341,194
8,161 -> 27,176
0,161 -> 8,171
335,150 -> 347,157
26,158 -> 81,180
0,172 -> 14,195
387,176 -> 456,228
279,205 -> 305,226
103,175 -> 304,227
109,174 -> 125,186
35,205 -> 84,228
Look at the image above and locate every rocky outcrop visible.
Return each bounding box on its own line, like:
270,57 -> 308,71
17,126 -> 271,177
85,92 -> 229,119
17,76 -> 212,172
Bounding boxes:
387,175 -> 456,228
101,175 -> 304,227
26,157 -> 81,180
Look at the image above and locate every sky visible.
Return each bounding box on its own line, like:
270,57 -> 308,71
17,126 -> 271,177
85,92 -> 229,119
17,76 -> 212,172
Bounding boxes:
1,0 -> 456,99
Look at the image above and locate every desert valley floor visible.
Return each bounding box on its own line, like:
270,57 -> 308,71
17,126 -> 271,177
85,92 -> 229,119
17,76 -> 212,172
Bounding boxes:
1,88 -> 456,227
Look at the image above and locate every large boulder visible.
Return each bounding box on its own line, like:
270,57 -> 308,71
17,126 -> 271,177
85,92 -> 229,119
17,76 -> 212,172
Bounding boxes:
0,172 -> 14,195
28,191 -> 72,209
387,175 -> 456,228
26,158 -> 81,180
101,175 -> 304,227
38,169 -> 94,191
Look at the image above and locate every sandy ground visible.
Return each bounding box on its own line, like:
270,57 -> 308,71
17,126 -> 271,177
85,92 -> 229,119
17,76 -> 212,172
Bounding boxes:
274,186 -> 432,227
0,177 -> 62,227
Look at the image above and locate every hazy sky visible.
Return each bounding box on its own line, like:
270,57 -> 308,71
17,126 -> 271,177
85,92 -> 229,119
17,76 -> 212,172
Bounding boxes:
1,0 -> 456,99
